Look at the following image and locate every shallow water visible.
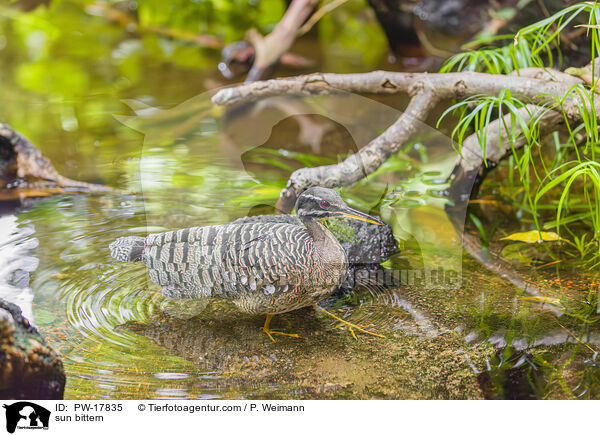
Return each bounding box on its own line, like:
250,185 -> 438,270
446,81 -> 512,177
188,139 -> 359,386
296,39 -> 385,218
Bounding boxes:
1,1 -> 599,399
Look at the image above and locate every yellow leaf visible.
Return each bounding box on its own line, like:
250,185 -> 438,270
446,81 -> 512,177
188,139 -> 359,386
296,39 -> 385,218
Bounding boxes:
518,296 -> 563,307
500,231 -> 564,243
253,187 -> 281,195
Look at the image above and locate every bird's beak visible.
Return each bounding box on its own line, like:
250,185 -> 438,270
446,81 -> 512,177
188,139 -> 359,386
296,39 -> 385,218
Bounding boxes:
339,207 -> 385,226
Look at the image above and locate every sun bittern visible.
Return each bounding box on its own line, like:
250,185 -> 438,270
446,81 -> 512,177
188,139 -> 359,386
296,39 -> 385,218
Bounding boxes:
109,187 -> 386,340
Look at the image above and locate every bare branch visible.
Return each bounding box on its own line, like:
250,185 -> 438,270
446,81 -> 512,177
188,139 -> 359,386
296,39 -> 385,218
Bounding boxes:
213,69 -> 596,209
246,0 -> 318,82
276,86 -> 438,212
509,67 -> 584,87
459,105 -> 564,172
447,105 -> 564,205
213,70 -> 593,120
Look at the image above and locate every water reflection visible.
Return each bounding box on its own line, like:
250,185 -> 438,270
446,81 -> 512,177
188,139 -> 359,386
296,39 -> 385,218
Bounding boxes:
0,214 -> 39,322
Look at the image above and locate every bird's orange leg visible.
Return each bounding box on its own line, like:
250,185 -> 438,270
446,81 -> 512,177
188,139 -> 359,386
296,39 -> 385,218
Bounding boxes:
261,314 -> 300,342
315,306 -> 385,340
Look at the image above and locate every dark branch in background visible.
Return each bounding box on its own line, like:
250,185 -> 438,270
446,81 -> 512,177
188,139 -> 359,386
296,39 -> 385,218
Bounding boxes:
88,2 -> 222,49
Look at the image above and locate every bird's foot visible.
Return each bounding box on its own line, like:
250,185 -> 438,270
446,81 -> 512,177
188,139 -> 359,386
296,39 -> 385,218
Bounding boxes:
315,306 -> 384,340
335,322 -> 377,340
261,327 -> 300,342
261,314 -> 300,342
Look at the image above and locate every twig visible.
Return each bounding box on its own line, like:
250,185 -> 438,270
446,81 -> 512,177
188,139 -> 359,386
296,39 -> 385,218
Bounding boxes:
246,0 -> 318,82
88,2 -> 222,49
297,0 -> 351,36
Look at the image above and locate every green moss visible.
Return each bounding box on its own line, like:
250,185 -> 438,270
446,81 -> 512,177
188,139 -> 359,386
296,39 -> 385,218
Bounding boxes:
321,217 -> 358,243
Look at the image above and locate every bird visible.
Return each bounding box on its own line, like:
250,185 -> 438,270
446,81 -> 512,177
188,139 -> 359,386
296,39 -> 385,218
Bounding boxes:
109,187 -> 386,341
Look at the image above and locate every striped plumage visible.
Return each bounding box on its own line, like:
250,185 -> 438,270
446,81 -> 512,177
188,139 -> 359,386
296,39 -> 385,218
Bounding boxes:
230,214 -> 398,266
110,187 -> 386,338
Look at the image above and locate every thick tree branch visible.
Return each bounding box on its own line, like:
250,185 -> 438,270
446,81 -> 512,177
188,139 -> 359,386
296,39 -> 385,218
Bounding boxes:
460,105 -> 565,172
213,69 -> 593,210
509,67 -> 584,86
213,70 -> 586,113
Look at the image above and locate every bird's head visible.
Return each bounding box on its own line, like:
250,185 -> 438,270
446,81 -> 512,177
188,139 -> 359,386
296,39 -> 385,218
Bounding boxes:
294,187 -> 384,225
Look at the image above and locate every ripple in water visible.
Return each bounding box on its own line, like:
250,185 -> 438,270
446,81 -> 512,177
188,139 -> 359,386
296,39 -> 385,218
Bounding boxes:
0,214 -> 39,322
19,194 -> 232,399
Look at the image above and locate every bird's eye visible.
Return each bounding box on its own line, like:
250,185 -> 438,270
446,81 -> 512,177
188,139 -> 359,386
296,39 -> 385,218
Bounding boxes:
320,200 -> 330,209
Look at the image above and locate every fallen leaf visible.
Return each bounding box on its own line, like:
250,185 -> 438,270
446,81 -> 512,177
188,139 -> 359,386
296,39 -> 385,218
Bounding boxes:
518,296 -> 563,306
500,230 -> 564,243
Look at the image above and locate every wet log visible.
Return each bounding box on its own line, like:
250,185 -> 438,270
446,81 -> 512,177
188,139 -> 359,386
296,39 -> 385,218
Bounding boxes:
0,124 -> 112,200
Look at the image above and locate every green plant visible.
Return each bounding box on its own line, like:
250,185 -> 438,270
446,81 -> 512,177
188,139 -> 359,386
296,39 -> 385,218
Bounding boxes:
440,2 -> 600,256
534,161 -> 600,251
469,213 -> 498,248
442,2 -> 600,75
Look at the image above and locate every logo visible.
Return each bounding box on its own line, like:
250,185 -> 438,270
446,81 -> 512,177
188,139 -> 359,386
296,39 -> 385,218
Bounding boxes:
2,402 -> 50,434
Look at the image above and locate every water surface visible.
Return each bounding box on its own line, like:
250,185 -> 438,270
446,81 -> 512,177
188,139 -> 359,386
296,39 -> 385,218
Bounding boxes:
0,1 -> 599,399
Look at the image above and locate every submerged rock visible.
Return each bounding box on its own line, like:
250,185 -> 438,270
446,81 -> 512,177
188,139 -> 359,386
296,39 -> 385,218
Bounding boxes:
230,214 -> 400,295
0,299 -> 65,400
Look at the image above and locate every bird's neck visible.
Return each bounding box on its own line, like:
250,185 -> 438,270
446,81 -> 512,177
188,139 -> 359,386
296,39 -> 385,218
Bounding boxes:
301,217 -> 347,270
301,217 -> 335,249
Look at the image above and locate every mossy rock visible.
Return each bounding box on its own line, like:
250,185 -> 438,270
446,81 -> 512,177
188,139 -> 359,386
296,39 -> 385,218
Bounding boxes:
0,299 -> 65,399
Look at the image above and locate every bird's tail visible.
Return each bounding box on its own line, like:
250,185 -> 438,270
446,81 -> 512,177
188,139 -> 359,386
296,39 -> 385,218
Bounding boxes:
109,236 -> 145,262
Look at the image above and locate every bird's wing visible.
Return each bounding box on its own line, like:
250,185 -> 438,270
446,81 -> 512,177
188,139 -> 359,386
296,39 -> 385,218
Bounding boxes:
230,214 -> 301,226
142,223 -> 313,297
